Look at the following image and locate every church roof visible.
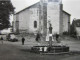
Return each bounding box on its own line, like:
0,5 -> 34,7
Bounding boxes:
63,10 -> 71,16
15,2 -> 39,14
15,1 -> 71,16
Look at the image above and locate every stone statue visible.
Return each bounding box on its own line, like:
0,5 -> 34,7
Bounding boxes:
49,24 -> 52,34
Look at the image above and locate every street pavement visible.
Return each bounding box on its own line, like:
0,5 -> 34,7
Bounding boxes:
0,36 -> 80,60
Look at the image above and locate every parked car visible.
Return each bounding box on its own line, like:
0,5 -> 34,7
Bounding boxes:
7,33 -> 18,42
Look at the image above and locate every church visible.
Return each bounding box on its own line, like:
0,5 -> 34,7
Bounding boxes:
13,0 -> 71,36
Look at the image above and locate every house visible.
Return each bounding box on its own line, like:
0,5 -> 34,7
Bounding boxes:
71,19 -> 80,38
13,0 -> 71,36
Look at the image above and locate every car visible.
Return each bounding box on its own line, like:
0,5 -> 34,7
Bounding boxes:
7,33 -> 18,42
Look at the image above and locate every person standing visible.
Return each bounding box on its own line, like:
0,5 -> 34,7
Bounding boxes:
22,37 -> 25,45
35,32 -> 40,42
1,37 -> 3,44
55,34 -> 59,43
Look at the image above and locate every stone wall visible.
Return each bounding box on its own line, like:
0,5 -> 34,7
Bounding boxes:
13,3 -> 40,34
63,11 -> 70,33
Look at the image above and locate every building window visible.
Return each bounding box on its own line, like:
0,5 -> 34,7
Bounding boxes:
34,21 -> 37,28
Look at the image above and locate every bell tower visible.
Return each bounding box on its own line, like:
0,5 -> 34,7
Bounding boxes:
39,0 -> 63,41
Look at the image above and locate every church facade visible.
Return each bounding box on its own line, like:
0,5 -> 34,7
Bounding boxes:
13,0 -> 71,35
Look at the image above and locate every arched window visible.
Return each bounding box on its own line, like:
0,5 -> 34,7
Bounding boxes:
34,21 -> 37,28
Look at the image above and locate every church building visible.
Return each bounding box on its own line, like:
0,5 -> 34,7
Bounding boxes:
13,0 -> 71,36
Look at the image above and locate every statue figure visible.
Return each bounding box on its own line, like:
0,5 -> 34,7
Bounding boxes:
49,24 -> 52,34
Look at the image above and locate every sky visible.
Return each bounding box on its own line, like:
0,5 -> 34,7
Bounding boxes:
11,0 -> 80,23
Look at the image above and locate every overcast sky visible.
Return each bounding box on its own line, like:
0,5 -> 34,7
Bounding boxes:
11,0 -> 80,22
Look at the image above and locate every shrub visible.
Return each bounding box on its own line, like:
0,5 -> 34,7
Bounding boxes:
63,31 -> 69,35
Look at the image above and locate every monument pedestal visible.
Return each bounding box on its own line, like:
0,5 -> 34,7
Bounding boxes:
31,34 -> 69,54
31,45 -> 69,54
31,19 -> 69,54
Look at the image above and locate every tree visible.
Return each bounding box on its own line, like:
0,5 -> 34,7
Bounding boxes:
0,0 -> 14,30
